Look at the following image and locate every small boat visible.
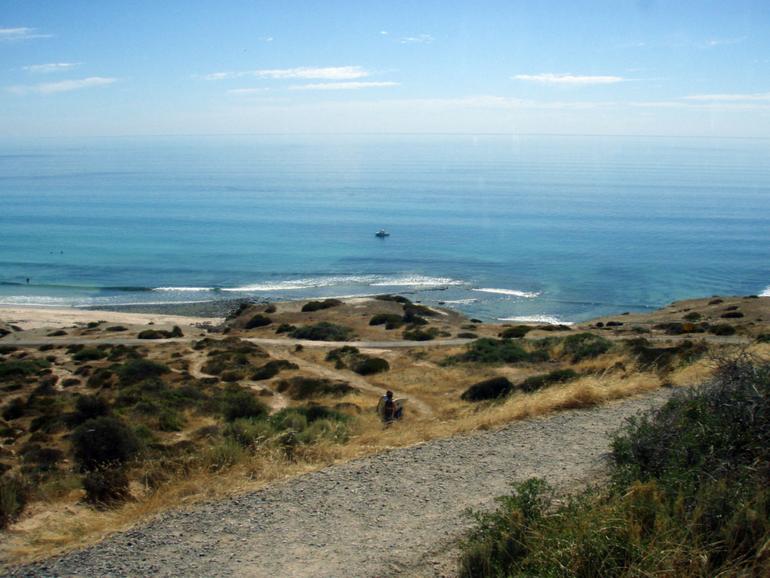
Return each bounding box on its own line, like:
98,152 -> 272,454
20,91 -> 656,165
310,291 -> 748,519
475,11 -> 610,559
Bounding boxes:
375,229 -> 390,238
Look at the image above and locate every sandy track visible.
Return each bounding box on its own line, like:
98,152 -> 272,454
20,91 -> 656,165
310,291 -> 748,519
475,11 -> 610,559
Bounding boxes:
6,389 -> 674,578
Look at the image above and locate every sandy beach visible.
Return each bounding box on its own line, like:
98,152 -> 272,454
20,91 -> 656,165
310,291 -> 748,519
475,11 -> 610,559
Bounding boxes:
0,305 -> 221,331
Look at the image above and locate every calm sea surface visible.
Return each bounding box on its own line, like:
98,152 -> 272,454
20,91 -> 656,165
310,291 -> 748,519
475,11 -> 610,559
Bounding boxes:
1,134 -> 768,322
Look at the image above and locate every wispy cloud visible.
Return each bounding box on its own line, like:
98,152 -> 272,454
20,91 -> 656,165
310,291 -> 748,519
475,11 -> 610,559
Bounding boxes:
7,77 -> 117,95
22,62 -> 81,74
204,66 -> 368,81
0,27 -> 52,42
514,73 -> 626,86
706,36 -> 745,47
683,92 -> 770,102
227,87 -> 271,96
289,81 -> 399,91
397,33 -> 433,44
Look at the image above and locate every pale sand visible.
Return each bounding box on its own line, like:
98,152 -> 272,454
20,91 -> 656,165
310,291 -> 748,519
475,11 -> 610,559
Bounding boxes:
0,306 -> 221,331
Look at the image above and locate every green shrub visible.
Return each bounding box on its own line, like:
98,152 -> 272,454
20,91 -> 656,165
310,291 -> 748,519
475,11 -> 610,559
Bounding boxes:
288,322 -> 354,341
157,409 -> 185,432
276,377 -> 356,399
71,416 -> 140,471
683,311 -> 702,321
458,361 -> 770,577
562,333 -> 612,362
461,377 -> 513,401
0,358 -> 49,378
73,348 -> 106,362
118,359 -> 169,385
653,321 -> 705,335
519,369 -> 579,392
498,325 -> 533,339
82,466 -> 130,505
0,476 -> 30,529
353,357 -> 390,375
251,360 -> 298,380
218,385 -> 269,422
403,327 -> 439,341
721,311 -> 744,319
757,333 -> 770,343
626,338 -> 707,369
375,294 -> 411,304
457,332 -> 478,339
204,439 -> 246,471
2,397 -> 26,421
445,338 -> 543,364
709,323 -> 736,336
325,346 -> 360,367
369,313 -> 404,328
275,323 -> 296,334
225,418 -> 275,447
137,329 -> 166,339
301,299 -> 342,312
70,395 -> 110,425
244,314 -> 272,329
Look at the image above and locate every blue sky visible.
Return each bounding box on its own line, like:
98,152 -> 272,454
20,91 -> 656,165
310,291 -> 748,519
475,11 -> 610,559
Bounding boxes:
2,0 -> 770,136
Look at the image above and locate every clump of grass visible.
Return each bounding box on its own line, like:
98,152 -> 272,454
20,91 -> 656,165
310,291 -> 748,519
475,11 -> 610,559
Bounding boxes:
709,323 -> 736,336
368,313 -> 404,329
519,368 -> 579,392
251,359 -> 298,380
0,475 -> 30,529
625,338 -> 707,370
0,358 -> 49,379
137,326 -> 183,339
458,359 -> 770,577
325,346 -> 389,375
118,358 -> 170,386
403,327 -> 439,341
71,416 -> 141,471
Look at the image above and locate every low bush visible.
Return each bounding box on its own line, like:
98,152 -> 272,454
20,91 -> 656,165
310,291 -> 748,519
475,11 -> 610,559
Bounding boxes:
83,466 -> 131,505
375,294 -> 411,304
73,348 -> 106,362
224,418 -> 275,448
70,395 -> 110,425
276,377 -> 357,399
369,313 -> 404,328
288,322 -> 354,341
325,346 -> 360,368
137,326 -> 183,339
461,377 -> 513,401
0,358 -> 49,379
519,369 -> 579,392
682,311 -> 702,321
353,357 -> 390,375
756,333 -> 770,343
709,323 -> 736,336
118,358 -> 169,385
457,332 -> 478,339
301,299 -> 342,312
626,338 -> 708,369
0,475 -> 29,529
244,314 -> 272,329
71,416 -> 140,471
275,323 -> 296,334
458,360 -> 770,577
498,325 -> 532,339
218,385 -> 269,422
445,338 -> 546,364
721,311 -> 744,319
403,327 -> 439,341
105,325 -> 128,332
251,359 -> 298,380
2,397 -> 26,421
562,333 -> 612,362
654,321 -> 705,335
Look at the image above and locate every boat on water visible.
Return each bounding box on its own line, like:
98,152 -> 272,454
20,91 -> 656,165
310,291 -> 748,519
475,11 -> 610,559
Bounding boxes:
375,229 -> 390,238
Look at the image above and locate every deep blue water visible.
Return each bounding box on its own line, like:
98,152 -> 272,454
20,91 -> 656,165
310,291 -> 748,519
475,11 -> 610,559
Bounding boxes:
1,134 -> 768,322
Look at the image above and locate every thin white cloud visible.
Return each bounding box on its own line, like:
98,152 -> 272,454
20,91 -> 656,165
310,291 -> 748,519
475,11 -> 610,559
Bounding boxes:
260,36 -> 274,43
22,62 -> 81,74
289,81 -> 399,91
514,73 -> 626,86
7,76 -> 117,95
706,36 -> 745,47
203,66 -> 368,81
398,34 -> 433,44
227,87 -> 270,95
683,92 -> 770,102
0,27 -> 52,41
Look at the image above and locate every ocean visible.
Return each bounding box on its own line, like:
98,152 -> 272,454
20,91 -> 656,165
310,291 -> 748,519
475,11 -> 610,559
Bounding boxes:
1,134 -> 769,322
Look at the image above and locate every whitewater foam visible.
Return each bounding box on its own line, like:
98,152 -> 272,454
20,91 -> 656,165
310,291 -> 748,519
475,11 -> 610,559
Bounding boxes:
473,288 -> 540,298
498,315 -> 573,325
762,285 -> 770,297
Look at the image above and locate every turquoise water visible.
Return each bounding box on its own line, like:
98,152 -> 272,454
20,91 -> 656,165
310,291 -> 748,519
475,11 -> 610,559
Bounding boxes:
1,134 -> 769,322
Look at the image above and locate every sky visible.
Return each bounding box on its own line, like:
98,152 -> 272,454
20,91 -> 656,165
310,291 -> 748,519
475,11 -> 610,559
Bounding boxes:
1,0 -> 770,137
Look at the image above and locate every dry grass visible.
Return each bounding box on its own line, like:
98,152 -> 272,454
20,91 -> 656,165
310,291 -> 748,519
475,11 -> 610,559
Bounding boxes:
3,335 -> 737,569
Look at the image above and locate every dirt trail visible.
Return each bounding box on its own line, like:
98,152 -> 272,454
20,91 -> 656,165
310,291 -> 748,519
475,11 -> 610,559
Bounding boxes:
277,349 -> 435,418
7,388 -> 674,578
185,350 -> 289,412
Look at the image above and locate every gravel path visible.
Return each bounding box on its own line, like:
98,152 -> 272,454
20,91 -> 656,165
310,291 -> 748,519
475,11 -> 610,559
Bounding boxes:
6,388 -> 674,578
